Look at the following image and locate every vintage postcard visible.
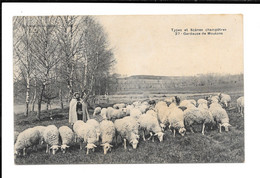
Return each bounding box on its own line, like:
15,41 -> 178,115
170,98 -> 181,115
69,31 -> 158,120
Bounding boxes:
13,14 -> 244,164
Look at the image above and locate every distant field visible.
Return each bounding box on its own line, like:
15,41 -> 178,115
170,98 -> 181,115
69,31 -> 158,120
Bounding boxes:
14,90 -> 244,164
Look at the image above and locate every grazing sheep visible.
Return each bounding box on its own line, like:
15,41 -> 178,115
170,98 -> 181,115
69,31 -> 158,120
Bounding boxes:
114,116 -> 139,149
179,100 -> 196,108
93,107 -> 102,116
156,103 -> 171,130
219,93 -> 231,108
167,107 -> 186,137
85,119 -> 100,155
33,126 -> 46,145
73,120 -> 87,150
113,103 -> 126,109
168,102 -> 177,109
59,126 -> 75,153
197,99 -> 208,106
14,128 -> 40,156
209,103 -> 231,132
139,113 -> 164,142
126,104 -> 134,116
130,108 -> 142,119
133,101 -> 141,107
184,105 -> 215,135
100,120 -> 116,154
43,125 -> 60,155
14,131 -> 19,144
137,103 -> 150,114
100,108 -> 108,119
164,97 -> 173,106
237,96 -> 244,116
106,107 -> 127,121
155,101 -> 167,110
146,109 -> 157,118
208,95 -> 220,104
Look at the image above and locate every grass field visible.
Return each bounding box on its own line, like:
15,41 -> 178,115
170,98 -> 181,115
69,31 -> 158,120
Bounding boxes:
14,91 -> 244,164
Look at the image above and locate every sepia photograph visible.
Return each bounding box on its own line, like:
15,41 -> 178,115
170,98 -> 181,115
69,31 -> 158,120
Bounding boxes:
12,14 -> 244,164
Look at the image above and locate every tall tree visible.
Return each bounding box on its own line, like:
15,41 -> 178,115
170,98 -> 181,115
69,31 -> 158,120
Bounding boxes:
13,16 -> 36,116
30,16 -> 61,120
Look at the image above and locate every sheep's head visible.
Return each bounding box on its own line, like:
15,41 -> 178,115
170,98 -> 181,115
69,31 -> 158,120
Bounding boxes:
155,132 -> 164,142
221,123 -> 231,132
179,128 -> 186,136
86,143 -> 97,154
160,123 -> 166,131
61,144 -> 70,154
101,143 -> 113,155
50,145 -> 60,155
130,139 -> 138,149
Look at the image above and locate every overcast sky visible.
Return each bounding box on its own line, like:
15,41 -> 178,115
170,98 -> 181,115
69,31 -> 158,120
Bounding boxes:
96,15 -> 243,77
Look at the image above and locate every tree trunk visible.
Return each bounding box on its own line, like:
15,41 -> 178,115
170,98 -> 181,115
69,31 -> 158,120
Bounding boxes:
37,83 -> 45,120
24,74 -> 30,116
31,78 -> 37,112
59,88 -> 64,109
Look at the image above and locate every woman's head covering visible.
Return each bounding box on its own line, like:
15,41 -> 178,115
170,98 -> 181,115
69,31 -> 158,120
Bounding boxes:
73,92 -> 80,98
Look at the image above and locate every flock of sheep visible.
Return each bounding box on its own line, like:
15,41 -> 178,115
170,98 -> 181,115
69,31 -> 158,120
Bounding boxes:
14,93 -> 244,157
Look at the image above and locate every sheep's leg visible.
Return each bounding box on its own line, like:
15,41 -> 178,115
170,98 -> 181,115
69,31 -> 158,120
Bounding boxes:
147,132 -> 153,140
93,148 -> 95,152
142,130 -> 146,141
23,148 -> 26,156
80,141 -> 83,150
173,129 -> 176,137
123,139 -> 127,150
219,124 -> 222,133
190,126 -> 194,133
86,148 -> 89,155
152,134 -> 155,143
202,123 -> 205,135
46,144 -> 49,153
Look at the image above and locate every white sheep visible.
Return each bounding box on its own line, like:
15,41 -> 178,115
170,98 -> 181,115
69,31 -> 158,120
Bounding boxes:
14,128 -> 40,156
100,120 -> 116,154
167,107 -> 186,137
106,107 -> 127,121
184,105 -> 214,135
85,119 -> 100,155
133,101 -> 141,107
130,108 -> 142,119
164,97 -> 173,106
237,96 -> 244,116
33,126 -> 46,145
113,103 -> 126,109
138,113 -> 164,142
137,103 -> 150,114
73,120 -> 87,150
197,99 -> 208,106
100,108 -> 108,119
126,104 -> 134,116
155,102 -> 171,130
179,99 -> 196,108
59,126 -> 75,153
208,95 -> 220,104
43,125 -> 60,155
219,93 -> 231,108
114,116 -> 139,149
93,107 -> 102,116
209,103 -> 231,132
168,102 -> 177,109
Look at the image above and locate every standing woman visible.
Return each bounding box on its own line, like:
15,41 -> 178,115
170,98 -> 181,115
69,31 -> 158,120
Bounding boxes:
69,92 -> 88,125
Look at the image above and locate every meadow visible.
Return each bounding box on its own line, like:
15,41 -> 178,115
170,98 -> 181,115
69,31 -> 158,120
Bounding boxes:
14,91 -> 244,164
